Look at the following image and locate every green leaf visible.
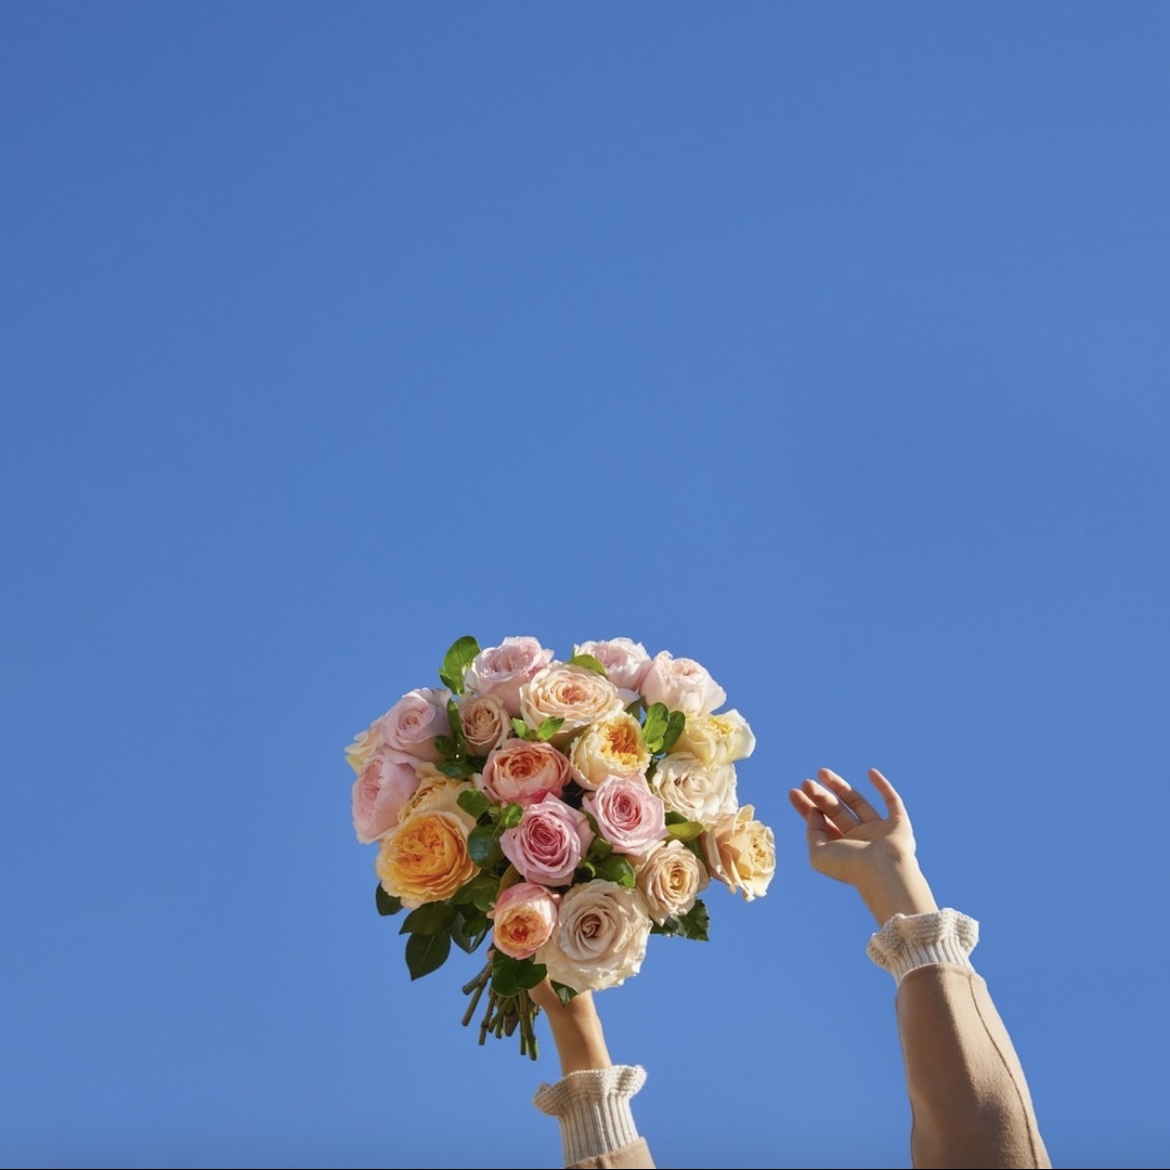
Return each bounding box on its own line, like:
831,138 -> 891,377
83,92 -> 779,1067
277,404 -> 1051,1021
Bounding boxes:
660,711 -> 686,754
535,716 -> 564,741
455,871 -> 500,912
500,802 -> 524,830
405,931 -> 451,980
511,717 -> 530,739
446,698 -> 469,751
434,734 -> 458,759
568,653 -> 607,676
439,636 -> 481,696
400,902 -> 456,936
677,899 -> 710,941
437,759 -> 474,780
642,702 -> 669,752
375,886 -> 403,916
649,917 -> 680,937
457,788 -> 491,819
551,981 -> 579,1006
468,824 -> 503,867
666,818 -> 705,842
594,854 -> 637,888
449,910 -> 489,954
624,698 -> 644,718
575,860 -> 597,881
586,836 -> 614,862
491,953 -> 547,996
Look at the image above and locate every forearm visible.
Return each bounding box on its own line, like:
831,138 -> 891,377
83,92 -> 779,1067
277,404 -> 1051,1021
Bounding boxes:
534,994 -> 654,1168
871,911 -> 1050,1169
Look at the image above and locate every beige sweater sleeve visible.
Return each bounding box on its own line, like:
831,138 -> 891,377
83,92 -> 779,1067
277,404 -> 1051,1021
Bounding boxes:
871,911 -> 1051,1169
534,1066 -> 655,1170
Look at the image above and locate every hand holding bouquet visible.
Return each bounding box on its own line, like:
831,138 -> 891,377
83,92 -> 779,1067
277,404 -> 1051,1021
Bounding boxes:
346,635 -> 774,1058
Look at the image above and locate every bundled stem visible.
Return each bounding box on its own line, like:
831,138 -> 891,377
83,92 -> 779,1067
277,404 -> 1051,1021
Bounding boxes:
460,960 -> 540,1060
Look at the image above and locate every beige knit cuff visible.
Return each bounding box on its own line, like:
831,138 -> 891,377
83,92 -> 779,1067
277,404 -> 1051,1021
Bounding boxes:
866,907 -> 979,985
533,1065 -> 647,1166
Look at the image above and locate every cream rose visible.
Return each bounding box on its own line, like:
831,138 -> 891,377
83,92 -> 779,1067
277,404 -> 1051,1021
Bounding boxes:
704,804 -> 775,902
652,752 -> 738,827
397,765 -> 475,824
376,809 -> 478,909
519,664 -> 624,746
458,692 -> 512,758
672,709 -> 755,766
640,651 -> 726,716
636,839 -> 709,924
537,880 -> 652,992
569,712 -> 652,789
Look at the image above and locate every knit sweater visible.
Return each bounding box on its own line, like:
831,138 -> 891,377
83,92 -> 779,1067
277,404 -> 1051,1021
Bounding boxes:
533,909 -> 1050,1170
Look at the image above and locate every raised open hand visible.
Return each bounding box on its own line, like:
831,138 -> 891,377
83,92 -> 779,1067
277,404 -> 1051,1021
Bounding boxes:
789,767 -> 938,926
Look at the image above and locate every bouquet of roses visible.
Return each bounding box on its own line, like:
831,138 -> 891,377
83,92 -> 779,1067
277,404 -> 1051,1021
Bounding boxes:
346,635 -> 774,1059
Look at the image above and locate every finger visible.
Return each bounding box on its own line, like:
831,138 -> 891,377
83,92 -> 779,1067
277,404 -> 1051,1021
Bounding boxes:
818,767 -> 881,824
789,788 -> 844,839
802,777 -> 860,834
805,806 -> 837,848
868,768 -> 907,818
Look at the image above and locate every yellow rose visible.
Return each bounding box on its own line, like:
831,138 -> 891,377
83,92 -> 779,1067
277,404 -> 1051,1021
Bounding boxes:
376,809 -> 478,909
397,766 -> 475,824
703,804 -> 775,902
569,712 -> 652,789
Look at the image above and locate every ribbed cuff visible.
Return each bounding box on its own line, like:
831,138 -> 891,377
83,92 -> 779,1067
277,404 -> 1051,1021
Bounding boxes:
534,1065 -> 646,1166
867,908 -> 979,985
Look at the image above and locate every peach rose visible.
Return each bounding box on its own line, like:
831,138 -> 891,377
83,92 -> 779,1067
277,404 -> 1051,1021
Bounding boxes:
480,738 -> 571,806
519,664 -> 624,746
376,809 -> 478,909
640,651 -> 726,716
490,881 -> 561,960
703,804 -> 775,902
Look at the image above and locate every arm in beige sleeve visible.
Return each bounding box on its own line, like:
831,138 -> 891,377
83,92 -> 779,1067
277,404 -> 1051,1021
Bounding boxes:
870,911 -> 1051,1170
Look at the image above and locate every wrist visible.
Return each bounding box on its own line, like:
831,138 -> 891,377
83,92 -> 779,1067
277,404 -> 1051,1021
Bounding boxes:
857,857 -> 937,927
545,997 -> 612,1075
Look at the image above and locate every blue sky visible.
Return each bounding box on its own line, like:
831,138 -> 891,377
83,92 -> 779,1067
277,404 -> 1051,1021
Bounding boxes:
2,4 -> 1167,1167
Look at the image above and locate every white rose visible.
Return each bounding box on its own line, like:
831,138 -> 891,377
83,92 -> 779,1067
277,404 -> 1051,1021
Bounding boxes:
704,804 -> 775,902
519,664 -> 624,746
672,710 -> 756,766
640,652 -> 726,715
636,840 -> 709,924
537,880 -> 652,992
569,712 -> 652,789
652,752 -> 738,827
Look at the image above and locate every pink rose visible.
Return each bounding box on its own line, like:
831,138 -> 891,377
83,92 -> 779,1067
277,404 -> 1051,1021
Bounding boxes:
465,637 -> 554,717
575,638 -> 652,695
583,776 -> 667,857
501,795 -> 594,885
480,738 -> 571,806
351,749 -> 420,843
640,651 -> 726,716
458,692 -> 511,758
489,882 -> 561,960
373,688 -> 451,761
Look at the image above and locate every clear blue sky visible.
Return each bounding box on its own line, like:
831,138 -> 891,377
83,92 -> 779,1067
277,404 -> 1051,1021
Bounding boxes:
2,4 -> 1167,1167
